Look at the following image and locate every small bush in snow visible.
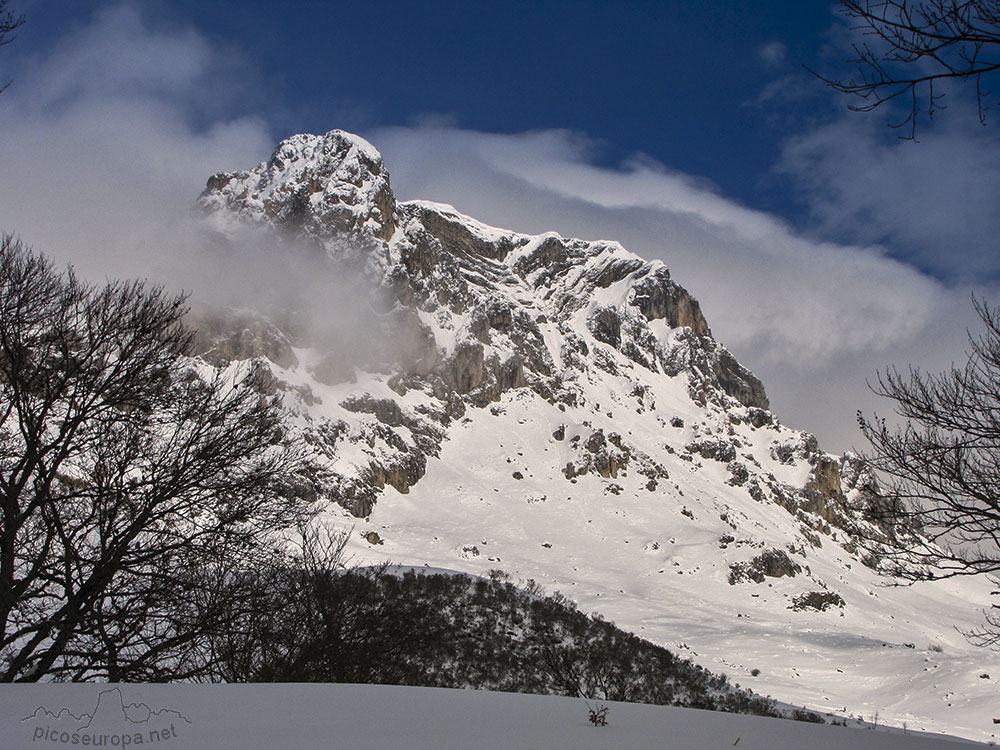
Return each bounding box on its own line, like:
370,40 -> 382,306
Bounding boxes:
586,702 -> 609,727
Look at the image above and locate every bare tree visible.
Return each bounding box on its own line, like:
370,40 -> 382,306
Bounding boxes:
0,236 -> 308,681
818,1 -> 1000,137
858,297 -> 1000,643
0,1 -> 24,94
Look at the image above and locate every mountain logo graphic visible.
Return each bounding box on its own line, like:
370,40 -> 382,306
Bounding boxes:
22,688 -> 190,745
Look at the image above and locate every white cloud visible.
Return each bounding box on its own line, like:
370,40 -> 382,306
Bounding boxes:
752,74 -> 814,106
776,108 -> 1000,283
0,5 -> 274,286
759,41 -> 788,68
25,7 -> 211,108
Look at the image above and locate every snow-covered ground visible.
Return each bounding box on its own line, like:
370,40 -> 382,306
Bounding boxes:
1,684 -> 982,749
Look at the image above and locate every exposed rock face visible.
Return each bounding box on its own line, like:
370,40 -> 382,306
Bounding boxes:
589,307 -> 623,349
806,457 -> 847,504
659,329 -> 768,410
368,450 -> 426,495
190,308 -> 298,369
630,267 -> 709,334
444,340 -> 485,394
711,347 -> 769,410
686,438 -> 737,464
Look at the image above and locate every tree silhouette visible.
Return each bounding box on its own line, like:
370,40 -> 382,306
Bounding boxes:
859,298 -> 1000,644
0,236 -> 306,680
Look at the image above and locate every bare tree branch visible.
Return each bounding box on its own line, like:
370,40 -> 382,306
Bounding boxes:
815,1 -> 1000,137
0,1 -> 24,94
858,296 -> 1000,642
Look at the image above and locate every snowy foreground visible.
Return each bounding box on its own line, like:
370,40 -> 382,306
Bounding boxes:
1,683 -> 983,749
0,684 -> 974,750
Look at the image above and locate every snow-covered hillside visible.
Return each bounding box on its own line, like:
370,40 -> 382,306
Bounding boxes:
194,129 -> 1000,742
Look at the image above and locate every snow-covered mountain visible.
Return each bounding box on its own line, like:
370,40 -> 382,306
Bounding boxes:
194,130 -> 1000,742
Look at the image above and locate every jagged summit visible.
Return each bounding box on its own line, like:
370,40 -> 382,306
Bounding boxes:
192,129 -> 1000,742
199,130 -> 397,247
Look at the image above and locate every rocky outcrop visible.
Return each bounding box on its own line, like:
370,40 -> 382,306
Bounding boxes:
711,347 -> 769,410
510,235 -> 571,278
191,308 -> 298,369
685,437 -> 738,463
340,395 -> 404,426
661,330 -> 769,410
367,450 -> 426,495
412,203 -> 519,263
729,549 -> 802,585
562,428 -> 631,480
807,456 -> 847,504
445,340 -> 485,394
589,306 -> 622,349
630,266 -> 709,334
789,591 -> 845,611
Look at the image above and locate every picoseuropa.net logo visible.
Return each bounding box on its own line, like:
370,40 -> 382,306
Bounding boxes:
22,687 -> 191,746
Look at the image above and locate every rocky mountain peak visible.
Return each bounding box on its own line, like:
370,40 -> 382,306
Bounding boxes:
197,129 -> 396,249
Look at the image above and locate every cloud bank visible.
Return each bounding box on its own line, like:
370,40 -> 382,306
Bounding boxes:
0,5 -> 273,286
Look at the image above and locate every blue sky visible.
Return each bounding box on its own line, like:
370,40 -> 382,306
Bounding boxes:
162,1 -> 835,209
0,1 -> 997,451
18,1 -> 841,220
